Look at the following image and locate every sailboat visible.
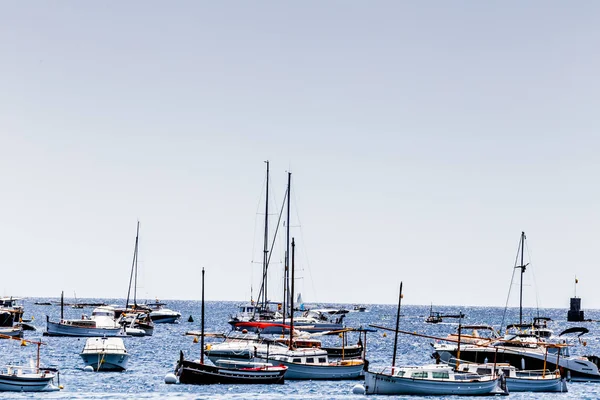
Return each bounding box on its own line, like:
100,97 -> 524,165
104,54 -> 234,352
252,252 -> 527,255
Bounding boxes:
431,232 -> 591,383
229,161 -> 283,326
174,268 -> 288,385
115,221 -> 154,336
364,284 -> 508,396
253,238 -> 365,380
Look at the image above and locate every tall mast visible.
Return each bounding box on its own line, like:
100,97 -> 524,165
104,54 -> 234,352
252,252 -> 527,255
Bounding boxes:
289,238 -> 295,350
126,221 -> 140,309
283,172 -> 291,324
134,221 -> 139,308
518,231 -> 526,325
201,268 -> 205,364
391,281 -> 403,373
262,161 -> 269,308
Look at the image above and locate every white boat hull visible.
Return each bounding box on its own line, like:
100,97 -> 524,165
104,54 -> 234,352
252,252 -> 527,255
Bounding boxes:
364,371 -> 504,395
80,353 -> 129,371
46,320 -> 123,337
261,359 -> 364,380
0,373 -> 58,392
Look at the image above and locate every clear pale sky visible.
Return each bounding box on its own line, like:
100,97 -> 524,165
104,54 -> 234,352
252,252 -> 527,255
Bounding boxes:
1,2 -> 599,309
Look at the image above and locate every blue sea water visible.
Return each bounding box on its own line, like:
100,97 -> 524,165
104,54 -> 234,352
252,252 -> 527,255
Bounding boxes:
1,299 -> 600,399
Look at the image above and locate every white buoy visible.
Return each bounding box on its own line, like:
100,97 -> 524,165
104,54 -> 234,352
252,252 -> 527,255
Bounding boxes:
352,384 -> 365,395
83,365 -> 94,372
164,373 -> 178,384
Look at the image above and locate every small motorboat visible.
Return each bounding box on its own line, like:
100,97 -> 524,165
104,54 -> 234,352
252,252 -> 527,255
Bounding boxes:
0,326 -> 23,338
146,302 -> 181,324
80,337 -> 129,371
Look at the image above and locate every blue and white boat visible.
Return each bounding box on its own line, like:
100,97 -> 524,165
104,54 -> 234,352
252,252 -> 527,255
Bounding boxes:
0,366 -> 59,392
80,337 -> 129,371
364,364 -> 508,396
46,306 -> 124,337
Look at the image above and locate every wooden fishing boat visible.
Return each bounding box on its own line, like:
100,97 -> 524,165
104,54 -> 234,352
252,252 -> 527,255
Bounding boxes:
174,268 -> 287,385
0,334 -> 61,392
365,283 -> 508,396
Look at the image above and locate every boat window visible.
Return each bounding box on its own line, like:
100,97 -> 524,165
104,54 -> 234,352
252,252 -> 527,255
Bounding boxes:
476,368 -> 492,375
318,357 -> 327,363
432,371 -> 449,379
394,371 -> 405,377
411,371 -> 428,378
292,358 -> 302,363
306,358 -> 314,363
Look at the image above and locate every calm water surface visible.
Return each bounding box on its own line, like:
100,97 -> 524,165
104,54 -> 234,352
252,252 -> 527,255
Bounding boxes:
1,299 -> 600,399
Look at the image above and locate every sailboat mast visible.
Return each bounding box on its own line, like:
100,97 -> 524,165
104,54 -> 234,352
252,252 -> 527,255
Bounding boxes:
262,161 -> 270,308
201,268 -> 205,364
289,238 -> 295,350
283,172 -> 291,323
519,231 -> 526,325
391,281 -> 403,372
126,221 -> 140,309
134,222 -> 139,308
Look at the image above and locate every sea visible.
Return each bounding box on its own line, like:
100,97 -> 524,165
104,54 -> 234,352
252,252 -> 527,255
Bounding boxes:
2,298 -> 600,399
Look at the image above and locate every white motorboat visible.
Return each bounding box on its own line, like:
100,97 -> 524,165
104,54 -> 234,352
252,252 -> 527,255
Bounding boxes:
0,326 -> 23,338
80,337 -> 129,371
364,364 -> 508,396
146,302 -> 181,324
459,362 -> 567,392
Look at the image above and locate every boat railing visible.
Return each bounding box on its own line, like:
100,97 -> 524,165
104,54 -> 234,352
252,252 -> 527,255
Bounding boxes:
2,365 -> 40,375
83,344 -> 126,352
515,369 -> 558,378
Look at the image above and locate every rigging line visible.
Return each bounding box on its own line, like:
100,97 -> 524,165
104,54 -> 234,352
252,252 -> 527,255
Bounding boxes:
249,171 -> 270,302
525,241 -> 541,317
501,234 -> 523,334
254,186 -> 288,309
291,182 -> 317,305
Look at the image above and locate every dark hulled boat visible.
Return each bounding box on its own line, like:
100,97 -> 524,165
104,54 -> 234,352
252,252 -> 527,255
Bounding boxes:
175,352 -> 286,385
174,268 -> 288,385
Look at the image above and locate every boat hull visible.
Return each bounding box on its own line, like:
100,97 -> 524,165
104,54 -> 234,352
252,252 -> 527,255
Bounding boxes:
46,320 -> 123,337
436,346 -> 600,382
506,376 -> 567,392
80,353 -> 129,371
0,373 -> 58,392
262,359 -> 364,380
149,313 -> 180,324
364,370 -> 503,395
176,359 -> 286,385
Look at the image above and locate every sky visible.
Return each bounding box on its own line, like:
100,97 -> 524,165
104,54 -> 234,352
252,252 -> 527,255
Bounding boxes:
1,2 -> 599,310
